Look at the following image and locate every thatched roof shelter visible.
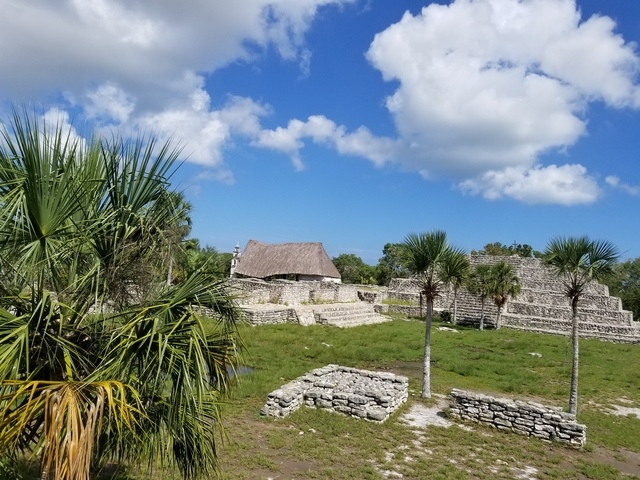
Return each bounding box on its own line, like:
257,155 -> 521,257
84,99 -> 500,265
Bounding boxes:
232,239 -> 340,281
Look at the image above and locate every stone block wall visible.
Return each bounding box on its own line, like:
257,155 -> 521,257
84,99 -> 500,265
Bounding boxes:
261,364 -> 408,422
278,281 -> 313,305
357,289 -> 387,304
241,306 -> 298,325
335,283 -> 359,302
231,278 -> 358,306
449,389 -> 586,447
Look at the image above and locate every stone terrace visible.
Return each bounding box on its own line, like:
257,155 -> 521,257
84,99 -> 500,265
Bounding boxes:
232,278 -> 389,328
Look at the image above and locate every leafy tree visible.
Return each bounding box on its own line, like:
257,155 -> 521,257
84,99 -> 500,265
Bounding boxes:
179,239 -> 233,282
466,264 -> 492,331
603,258 -> 640,321
375,243 -> 409,286
402,231 -> 463,398
544,236 -> 618,415
440,251 -> 470,325
332,253 -> 375,284
489,261 -> 521,330
0,108 -> 242,479
472,242 -> 533,258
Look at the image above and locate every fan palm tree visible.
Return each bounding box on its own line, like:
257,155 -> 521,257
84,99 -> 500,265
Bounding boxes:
441,251 -> 470,325
466,264 -> 492,330
402,231 -> 463,398
544,236 -> 618,415
489,261 -> 521,330
0,107 -> 243,479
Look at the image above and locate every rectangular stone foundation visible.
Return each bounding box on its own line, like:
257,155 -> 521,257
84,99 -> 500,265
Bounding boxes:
260,365 -> 408,422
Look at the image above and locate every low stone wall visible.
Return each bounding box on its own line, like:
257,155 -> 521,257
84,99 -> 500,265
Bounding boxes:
241,305 -> 298,325
449,389 -> 586,447
387,304 -> 423,318
260,364 -> 408,422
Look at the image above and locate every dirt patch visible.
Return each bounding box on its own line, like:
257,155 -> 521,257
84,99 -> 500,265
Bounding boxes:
399,395 -> 454,429
606,405 -> 640,417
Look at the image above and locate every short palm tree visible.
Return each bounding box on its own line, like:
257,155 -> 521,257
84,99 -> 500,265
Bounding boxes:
466,264 -> 492,330
544,236 -> 618,415
441,251 -> 470,325
0,107 -> 243,479
402,231 -> 464,398
489,261 -> 521,330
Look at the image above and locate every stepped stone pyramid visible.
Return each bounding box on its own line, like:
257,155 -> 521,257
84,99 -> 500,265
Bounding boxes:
388,256 -> 639,343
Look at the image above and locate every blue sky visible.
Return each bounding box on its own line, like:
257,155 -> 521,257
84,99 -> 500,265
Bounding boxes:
2,0 -> 640,264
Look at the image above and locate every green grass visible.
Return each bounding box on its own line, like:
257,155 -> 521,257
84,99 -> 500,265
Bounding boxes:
214,317 -> 640,479
18,316 -> 640,479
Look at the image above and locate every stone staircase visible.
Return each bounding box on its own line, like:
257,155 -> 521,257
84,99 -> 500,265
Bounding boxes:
313,303 -> 390,328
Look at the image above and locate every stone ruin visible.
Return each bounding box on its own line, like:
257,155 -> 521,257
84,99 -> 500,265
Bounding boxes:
228,256 -> 639,341
386,256 -> 639,343
260,364 -> 408,422
449,389 -> 586,447
230,278 -> 389,328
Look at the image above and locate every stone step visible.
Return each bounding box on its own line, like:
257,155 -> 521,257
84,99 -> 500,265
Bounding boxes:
313,304 -> 378,315
512,291 -> 621,310
505,302 -> 633,325
321,315 -> 391,328
501,315 -> 640,340
518,280 -> 608,295
313,303 -> 390,328
316,308 -> 380,320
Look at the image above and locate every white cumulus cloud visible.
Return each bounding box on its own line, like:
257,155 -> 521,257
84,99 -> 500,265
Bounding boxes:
255,115 -> 397,170
366,0 -> 640,204
605,175 -> 640,196
0,0 -> 352,177
139,86 -> 268,170
460,164 -> 601,205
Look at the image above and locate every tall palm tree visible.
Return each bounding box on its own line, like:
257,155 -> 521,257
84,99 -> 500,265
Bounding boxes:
544,236 -> 618,415
489,261 -> 521,330
402,231 -> 463,398
0,107 -> 242,479
466,264 -> 492,330
441,251 -> 470,325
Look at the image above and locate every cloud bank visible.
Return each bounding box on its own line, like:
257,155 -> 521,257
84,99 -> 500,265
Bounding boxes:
1,0 -> 639,205
365,0 -> 640,204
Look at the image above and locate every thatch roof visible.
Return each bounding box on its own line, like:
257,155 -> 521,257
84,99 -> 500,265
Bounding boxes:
234,240 -> 340,279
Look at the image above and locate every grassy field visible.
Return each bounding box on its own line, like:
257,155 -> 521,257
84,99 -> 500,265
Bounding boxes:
26,316 -> 640,479
208,316 -> 640,480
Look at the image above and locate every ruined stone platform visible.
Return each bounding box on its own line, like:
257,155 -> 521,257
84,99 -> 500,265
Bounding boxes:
260,364 -> 408,422
241,302 -> 390,328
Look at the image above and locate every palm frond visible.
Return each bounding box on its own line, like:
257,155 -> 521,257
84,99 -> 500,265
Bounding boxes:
0,380 -> 141,480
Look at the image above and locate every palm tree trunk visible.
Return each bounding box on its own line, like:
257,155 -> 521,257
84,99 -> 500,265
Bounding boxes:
496,305 -> 502,330
569,297 -> 580,415
479,298 -> 485,331
422,298 -> 433,399
452,286 -> 458,325
166,254 -> 173,286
